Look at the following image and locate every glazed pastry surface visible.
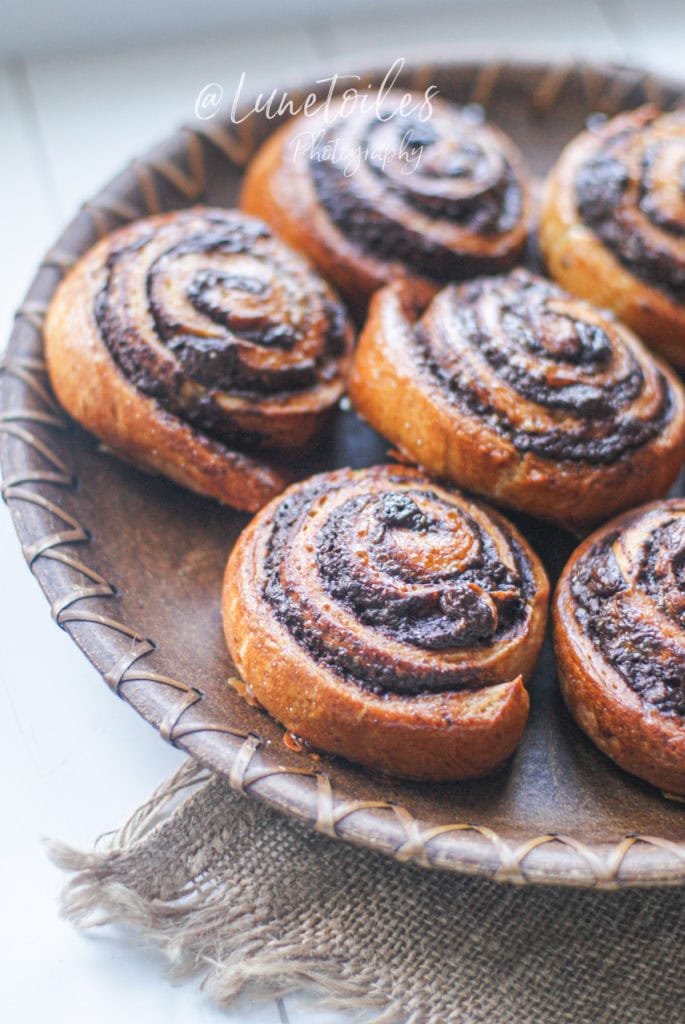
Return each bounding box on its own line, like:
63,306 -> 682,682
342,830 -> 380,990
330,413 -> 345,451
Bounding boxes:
45,207 -> 354,510
241,91 -> 532,311
223,464 -> 549,781
554,499 -> 685,795
349,269 -> 685,531
540,105 -> 685,368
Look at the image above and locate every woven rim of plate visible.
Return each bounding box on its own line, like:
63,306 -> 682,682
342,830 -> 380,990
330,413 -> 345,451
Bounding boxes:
2,57 -> 685,889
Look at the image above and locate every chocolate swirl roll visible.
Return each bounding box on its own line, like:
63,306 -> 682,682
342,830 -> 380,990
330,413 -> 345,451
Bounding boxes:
240,91 -> 531,312
554,499 -> 685,795
45,208 -> 353,511
349,270 -> 685,532
223,465 -> 549,781
540,105 -> 685,369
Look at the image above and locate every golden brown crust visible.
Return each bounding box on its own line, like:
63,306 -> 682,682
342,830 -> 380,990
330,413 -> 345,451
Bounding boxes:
540,105 -> 685,369
553,500 -> 685,795
44,207 -> 354,512
349,271 -> 685,533
240,91 -> 532,314
45,262 -> 287,511
222,465 -> 549,781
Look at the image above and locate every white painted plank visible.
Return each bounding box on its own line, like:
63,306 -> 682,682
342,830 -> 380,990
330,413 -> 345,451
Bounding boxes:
25,28 -> 321,222
0,492 -> 294,1021
13,8 -> 679,1024
3,0 -> 503,60
0,61 -> 56,346
8,25 -> 355,1024
598,0 -> 685,78
324,0 -> 624,62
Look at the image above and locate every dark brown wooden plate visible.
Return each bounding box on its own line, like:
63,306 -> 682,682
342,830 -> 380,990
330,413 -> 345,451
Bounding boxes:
3,59 -> 685,888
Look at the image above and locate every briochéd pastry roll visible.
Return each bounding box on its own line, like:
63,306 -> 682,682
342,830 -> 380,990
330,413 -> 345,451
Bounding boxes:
540,105 -> 685,369
240,90 -> 532,314
223,464 -> 549,782
349,269 -> 685,533
45,207 -> 354,512
554,499 -> 685,796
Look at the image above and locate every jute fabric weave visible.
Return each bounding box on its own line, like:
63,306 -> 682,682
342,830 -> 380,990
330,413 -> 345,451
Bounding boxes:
51,761 -> 685,1024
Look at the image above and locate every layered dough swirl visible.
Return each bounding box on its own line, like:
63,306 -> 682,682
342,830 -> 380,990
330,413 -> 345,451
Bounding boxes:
349,269 -> 685,531
223,465 -> 549,781
45,207 -> 354,511
540,105 -> 685,368
241,91 -> 531,311
554,499 -> 685,795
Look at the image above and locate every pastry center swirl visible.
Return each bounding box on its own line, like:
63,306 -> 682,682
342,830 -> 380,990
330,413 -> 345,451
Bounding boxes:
414,269 -> 674,464
94,210 -> 348,442
306,97 -> 525,279
571,506 -> 685,716
262,473 -> 536,695
575,109 -> 685,303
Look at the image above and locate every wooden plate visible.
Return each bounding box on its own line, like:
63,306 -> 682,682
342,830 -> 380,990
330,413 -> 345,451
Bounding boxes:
3,59 -> 685,888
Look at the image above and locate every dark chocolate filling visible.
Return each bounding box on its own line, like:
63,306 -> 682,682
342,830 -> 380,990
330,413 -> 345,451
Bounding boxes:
94,212 -> 348,446
413,270 -> 673,465
309,112 -> 524,280
262,475 -> 536,696
575,125 -> 685,304
571,515 -> 685,716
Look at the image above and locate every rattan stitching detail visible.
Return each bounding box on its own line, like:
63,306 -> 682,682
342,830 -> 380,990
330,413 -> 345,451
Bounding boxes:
40,548 -> 110,577
531,65 -> 573,115
0,408 -> 65,428
392,806 -> 433,864
469,63 -> 503,108
6,489 -> 89,564
144,129 -> 206,201
3,362 -> 680,886
159,690 -> 202,742
84,197 -> 141,223
81,199 -> 139,239
579,65 -> 607,113
603,836 -> 644,881
601,69 -> 652,115
14,302 -> 49,331
229,734 -> 262,792
3,68 -> 685,886
328,799 -> 393,831
3,241 -> 683,888
3,304 -> 252,766
409,65 -> 438,95
637,836 -> 685,863
42,248 -> 78,272
641,74 -> 665,107
103,637 -> 156,693
314,773 -> 337,837
544,833 -> 613,880
1,422 -> 70,475
50,583 -> 116,620
171,721 -> 253,743
42,551 -> 117,621
492,835 -> 560,884
2,355 -> 61,414
191,119 -> 255,167
131,161 -> 162,215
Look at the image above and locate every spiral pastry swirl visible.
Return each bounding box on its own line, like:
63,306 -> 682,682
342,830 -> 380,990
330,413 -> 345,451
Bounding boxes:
223,465 -> 549,781
240,91 -> 531,311
45,208 -> 353,511
349,270 -> 685,531
555,499 -> 685,795
541,106 -> 685,368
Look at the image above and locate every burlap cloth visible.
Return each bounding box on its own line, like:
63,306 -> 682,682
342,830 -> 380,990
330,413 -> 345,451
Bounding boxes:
50,760 -> 684,1023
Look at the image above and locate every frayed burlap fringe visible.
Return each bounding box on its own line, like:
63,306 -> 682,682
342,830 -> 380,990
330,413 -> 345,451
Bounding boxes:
50,760 -> 685,1024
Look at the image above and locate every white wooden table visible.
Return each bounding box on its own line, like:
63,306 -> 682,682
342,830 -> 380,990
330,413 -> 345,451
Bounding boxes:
0,3 -> 680,1021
